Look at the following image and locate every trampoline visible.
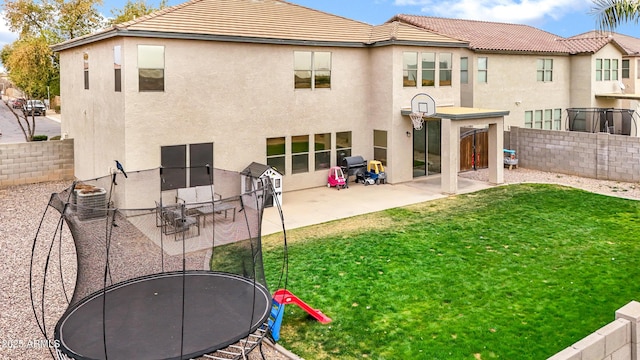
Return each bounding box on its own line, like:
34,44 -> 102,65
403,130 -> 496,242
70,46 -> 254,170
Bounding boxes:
55,271 -> 271,360
30,166 -> 288,360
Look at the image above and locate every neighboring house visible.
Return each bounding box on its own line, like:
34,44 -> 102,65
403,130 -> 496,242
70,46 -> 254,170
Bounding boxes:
52,0 -> 509,199
392,16 -> 640,134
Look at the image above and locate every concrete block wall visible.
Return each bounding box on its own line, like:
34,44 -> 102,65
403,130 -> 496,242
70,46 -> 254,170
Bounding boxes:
548,301 -> 639,360
511,127 -> 640,183
0,139 -> 74,188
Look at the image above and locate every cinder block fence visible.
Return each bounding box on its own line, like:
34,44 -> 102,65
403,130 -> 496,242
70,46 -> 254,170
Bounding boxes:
548,301 -> 640,360
510,127 -> 640,183
0,139 -> 74,188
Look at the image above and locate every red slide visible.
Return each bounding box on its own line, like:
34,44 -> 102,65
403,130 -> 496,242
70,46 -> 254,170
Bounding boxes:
272,289 -> 332,324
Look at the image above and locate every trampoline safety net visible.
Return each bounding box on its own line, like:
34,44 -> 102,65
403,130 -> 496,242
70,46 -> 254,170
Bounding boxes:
30,166 -> 280,360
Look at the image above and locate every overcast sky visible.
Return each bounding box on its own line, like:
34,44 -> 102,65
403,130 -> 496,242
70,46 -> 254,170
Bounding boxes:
1,0 -> 638,71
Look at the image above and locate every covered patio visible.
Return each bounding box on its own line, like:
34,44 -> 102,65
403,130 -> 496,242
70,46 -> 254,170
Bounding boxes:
402,106 -> 509,194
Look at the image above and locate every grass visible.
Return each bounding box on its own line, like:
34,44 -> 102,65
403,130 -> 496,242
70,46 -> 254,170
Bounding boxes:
260,184 -> 640,360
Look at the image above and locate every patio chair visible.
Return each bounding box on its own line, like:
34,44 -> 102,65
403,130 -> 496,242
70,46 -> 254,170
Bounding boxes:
156,202 -> 200,238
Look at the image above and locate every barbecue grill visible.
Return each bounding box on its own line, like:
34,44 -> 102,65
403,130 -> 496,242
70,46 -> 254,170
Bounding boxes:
341,155 -> 367,187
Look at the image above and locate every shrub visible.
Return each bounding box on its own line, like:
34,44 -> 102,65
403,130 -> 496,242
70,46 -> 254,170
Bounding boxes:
49,135 -> 61,140
32,135 -> 48,141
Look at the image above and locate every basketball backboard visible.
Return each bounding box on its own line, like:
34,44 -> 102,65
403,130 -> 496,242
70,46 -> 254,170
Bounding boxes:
410,93 -> 436,116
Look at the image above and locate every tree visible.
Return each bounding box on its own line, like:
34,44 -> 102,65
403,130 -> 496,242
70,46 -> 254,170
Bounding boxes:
3,0 -> 105,44
109,0 -> 167,25
2,37 -> 57,141
592,0 -> 640,31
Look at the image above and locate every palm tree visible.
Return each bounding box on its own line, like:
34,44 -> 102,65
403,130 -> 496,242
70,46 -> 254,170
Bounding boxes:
592,0 -> 640,31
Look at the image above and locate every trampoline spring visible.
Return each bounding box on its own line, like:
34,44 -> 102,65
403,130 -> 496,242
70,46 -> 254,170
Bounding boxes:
217,348 -> 243,355
203,355 -> 234,360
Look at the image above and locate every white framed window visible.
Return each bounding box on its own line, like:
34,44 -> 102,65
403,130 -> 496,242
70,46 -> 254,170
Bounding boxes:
477,57 -> 488,83
114,46 -> 122,92
537,59 -> 553,82
403,52 -> 418,87
460,57 -> 468,84
267,137 -> 286,174
294,51 -> 331,89
525,111 -> 533,128
138,45 -> 165,91
83,53 -> 89,90
439,53 -> 452,86
553,109 -> 562,130
596,58 -> 619,81
336,131 -> 352,166
373,130 -> 387,165
314,133 -> 331,171
534,110 -> 543,129
292,135 -> 309,174
622,59 -> 630,79
421,52 -> 435,87
525,109 -> 562,130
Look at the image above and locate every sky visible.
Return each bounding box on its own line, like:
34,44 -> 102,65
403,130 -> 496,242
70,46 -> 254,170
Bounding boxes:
1,0 -> 639,70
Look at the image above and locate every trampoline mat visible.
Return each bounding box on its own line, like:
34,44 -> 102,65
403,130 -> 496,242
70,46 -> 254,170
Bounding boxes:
55,271 -> 271,360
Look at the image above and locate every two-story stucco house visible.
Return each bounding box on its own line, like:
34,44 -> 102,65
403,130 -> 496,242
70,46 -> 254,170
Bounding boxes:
52,0 -> 512,197
51,0 -> 640,198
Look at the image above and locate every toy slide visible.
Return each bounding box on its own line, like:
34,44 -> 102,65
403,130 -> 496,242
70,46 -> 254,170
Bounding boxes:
272,289 -> 332,324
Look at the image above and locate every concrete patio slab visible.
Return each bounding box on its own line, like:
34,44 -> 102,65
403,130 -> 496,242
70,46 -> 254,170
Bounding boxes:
261,175 -> 494,235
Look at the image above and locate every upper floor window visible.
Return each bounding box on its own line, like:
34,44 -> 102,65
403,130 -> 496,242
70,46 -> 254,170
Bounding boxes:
622,59 -> 630,79
477,57 -> 488,83
460,57 -> 468,84
439,53 -> 452,86
596,58 -> 619,81
421,52 -> 435,86
405,52 -> 454,87
294,51 -> 331,89
403,52 -> 418,87
537,59 -> 553,82
83,53 -> 89,90
138,45 -> 164,92
114,46 -> 122,92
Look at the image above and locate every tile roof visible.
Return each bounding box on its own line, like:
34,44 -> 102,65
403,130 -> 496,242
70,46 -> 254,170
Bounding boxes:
568,31 -> 640,55
556,35 -> 615,54
391,15 -> 571,54
53,0 -> 466,51
369,21 -> 467,46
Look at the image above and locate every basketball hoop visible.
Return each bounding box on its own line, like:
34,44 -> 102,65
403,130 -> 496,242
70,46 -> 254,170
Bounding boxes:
410,112 -> 424,130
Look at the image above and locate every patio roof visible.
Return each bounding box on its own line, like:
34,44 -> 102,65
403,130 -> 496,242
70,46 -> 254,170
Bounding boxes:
595,93 -> 640,100
401,107 -> 510,119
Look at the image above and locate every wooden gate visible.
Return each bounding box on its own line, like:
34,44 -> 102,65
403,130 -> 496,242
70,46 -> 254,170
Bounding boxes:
460,129 -> 488,172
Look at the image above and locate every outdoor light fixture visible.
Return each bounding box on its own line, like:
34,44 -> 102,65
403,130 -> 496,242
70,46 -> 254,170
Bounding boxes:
406,131 -> 411,137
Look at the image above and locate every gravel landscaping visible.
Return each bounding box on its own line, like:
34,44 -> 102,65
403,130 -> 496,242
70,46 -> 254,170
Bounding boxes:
1,168 -> 638,359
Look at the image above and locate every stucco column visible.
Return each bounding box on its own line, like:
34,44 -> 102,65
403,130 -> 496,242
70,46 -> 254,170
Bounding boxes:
487,121 -> 504,185
440,118 -> 459,194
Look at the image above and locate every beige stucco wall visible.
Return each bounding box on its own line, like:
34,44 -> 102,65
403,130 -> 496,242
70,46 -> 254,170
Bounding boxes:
471,53 -> 571,130
59,35 -> 473,191
59,38 -> 126,181
61,37 -> 398,191
571,44 -> 626,109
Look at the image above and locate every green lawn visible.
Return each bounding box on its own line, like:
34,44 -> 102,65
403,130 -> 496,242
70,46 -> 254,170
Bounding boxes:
261,184 -> 640,360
